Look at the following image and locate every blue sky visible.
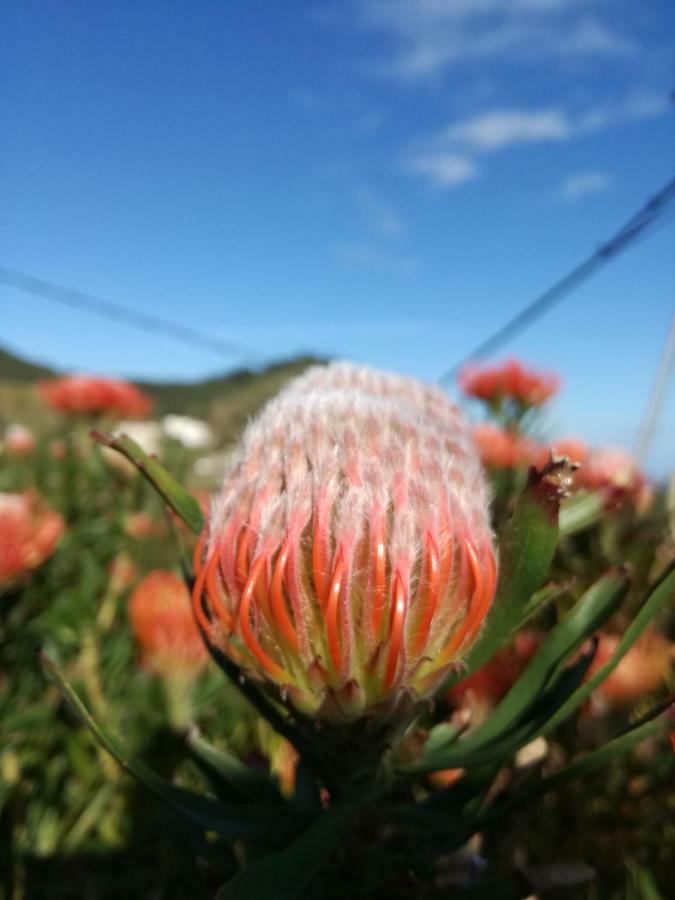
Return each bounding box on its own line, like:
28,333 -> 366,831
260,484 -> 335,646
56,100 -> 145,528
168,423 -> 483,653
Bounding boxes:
1,1 -> 674,474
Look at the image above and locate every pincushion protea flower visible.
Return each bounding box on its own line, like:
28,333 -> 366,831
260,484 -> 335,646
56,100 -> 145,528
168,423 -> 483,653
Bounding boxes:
129,571 -> 208,677
459,358 -> 559,406
0,492 -> 64,588
39,374 -> 152,418
192,362 -> 497,722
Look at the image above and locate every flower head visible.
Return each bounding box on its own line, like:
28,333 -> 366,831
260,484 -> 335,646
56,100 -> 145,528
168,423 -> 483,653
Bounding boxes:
0,492 -> 64,589
39,374 -> 152,418
193,362 -> 497,721
471,423 -> 544,471
129,571 -> 208,677
459,358 -> 560,407
576,447 -> 645,503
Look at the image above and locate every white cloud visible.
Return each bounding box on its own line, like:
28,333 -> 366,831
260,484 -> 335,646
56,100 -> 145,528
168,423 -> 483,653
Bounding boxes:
408,152 -> 478,188
350,1 -> 635,81
408,94 -> 667,188
562,171 -> 612,200
441,109 -> 570,151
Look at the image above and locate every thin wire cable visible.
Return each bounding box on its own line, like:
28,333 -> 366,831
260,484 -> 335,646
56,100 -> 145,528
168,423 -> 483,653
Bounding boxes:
0,266 -> 263,362
438,173 -> 675,385
634,311 -> 675,464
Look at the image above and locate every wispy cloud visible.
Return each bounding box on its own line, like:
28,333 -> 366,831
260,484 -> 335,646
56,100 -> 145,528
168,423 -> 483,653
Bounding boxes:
440,109 -> 570,151
562,171 -> 612,200
354,188 -> 407,238
350,1 -> 635,81
408,153 -> 478,188
334,241 -> 420,274
408,94 -> 668,188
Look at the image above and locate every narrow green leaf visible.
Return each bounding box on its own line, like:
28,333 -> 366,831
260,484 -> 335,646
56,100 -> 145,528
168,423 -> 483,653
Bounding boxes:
476,702 -> 672,828
217,797 -> 366,900
542,557 -> 675,733
42,654 -> 308,839
444,460 -> 570,691
187,729 -> 284,804
406,640 -> 598,775
410,572 -> 627,774
559,490 -> 605,535
91,431 -> 205,534
464,572 -> 626,748
514,581 -> 573,630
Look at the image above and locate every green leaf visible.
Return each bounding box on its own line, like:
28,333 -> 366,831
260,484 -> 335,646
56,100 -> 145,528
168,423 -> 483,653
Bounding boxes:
187,728 -> 285,805
216,797 -> 366,900
409,571 -> 627,774
559,490 -> 605,535
408,640 -> 598,776
542,557 -> 675,733
42,654 -> 308,839
463,571 -> 626,748
476,700 -> 672,828
444,460 -> 570,692
91,431 -> 205,534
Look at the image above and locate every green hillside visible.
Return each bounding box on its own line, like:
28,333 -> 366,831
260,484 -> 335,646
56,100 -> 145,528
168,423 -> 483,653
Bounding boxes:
0,344 -> 323,441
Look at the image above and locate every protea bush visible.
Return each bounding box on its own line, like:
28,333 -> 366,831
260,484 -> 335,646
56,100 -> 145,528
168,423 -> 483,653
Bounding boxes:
1,356 -> 672,897
30,359 -> 673,899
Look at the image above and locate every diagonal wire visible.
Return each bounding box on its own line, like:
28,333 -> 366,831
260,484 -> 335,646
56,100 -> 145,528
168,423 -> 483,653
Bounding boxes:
438,173 -> 675,385
0,266 -> 263,362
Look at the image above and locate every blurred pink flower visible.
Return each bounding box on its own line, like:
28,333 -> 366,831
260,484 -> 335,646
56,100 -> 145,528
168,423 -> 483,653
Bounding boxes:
4,424 -> 36,457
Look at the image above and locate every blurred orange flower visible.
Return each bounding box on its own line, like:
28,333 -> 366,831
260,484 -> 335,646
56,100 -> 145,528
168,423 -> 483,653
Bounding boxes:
459,358 -> 559,406
129,570 -> 208,676
472,423 -> 544,470
590,631 -> 673,705
0,492 -> 64,588
39,374 -> 152,418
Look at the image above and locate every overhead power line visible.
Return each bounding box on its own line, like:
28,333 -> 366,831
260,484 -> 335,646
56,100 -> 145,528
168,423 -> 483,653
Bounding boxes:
634,311 -> 675,464
0,266 -> 263,362
439,173 -> 675,385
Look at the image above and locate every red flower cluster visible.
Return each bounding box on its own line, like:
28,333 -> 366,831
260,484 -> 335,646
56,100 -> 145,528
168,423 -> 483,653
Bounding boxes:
0,492 -> 64,588
473,427 -> 648,505
39,375 -> 152,418
459,358 -> 560,406
129,571 -> 208,676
